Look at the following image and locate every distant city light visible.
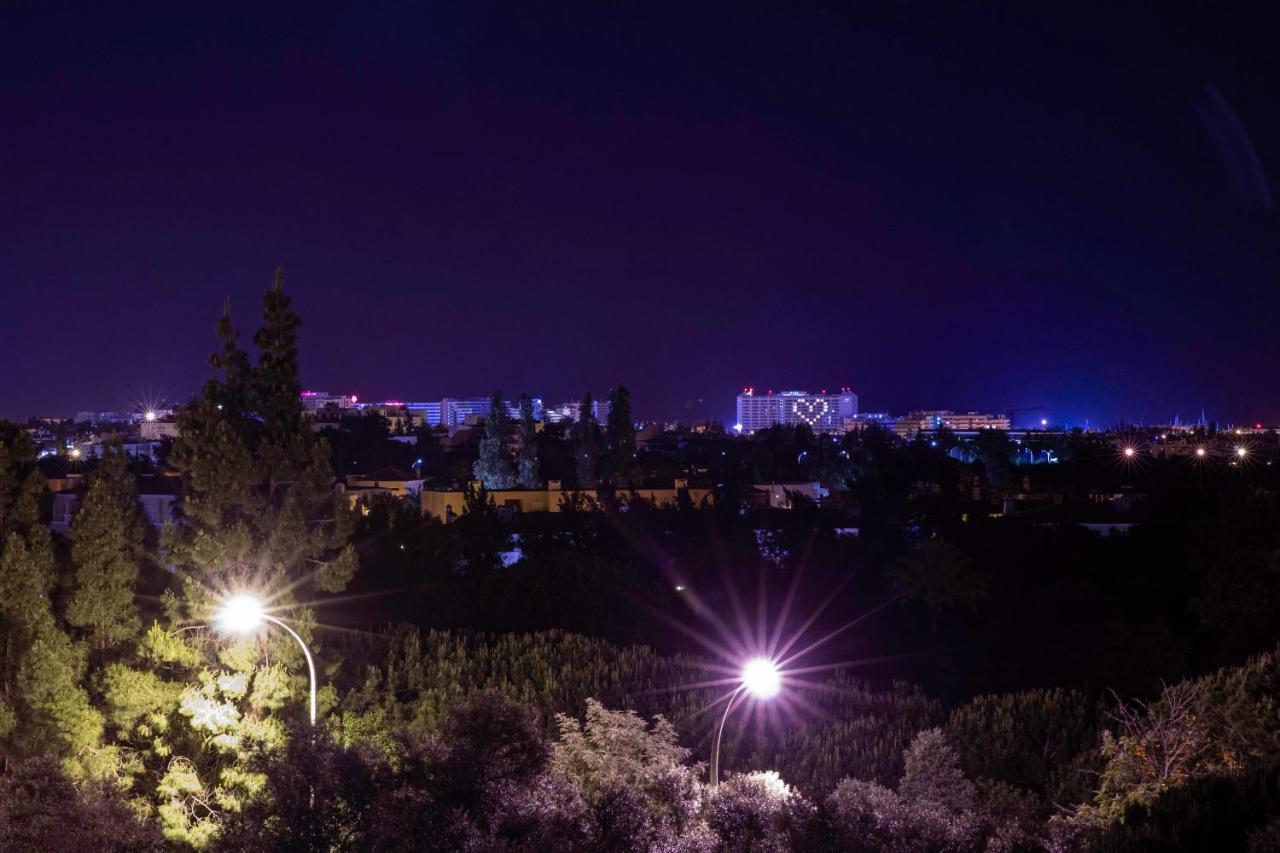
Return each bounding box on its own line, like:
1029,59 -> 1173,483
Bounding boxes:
733,423 -> 743,433
1196,447 -> 1207,457
144,410 -> 157,422
1040,418 -> 1048,427
1236,447 -> 1248,459
1123,447 -> 1136,458
69,447 -> 81,459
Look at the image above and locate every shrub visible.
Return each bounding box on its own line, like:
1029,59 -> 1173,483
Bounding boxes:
708,771 -> 814,852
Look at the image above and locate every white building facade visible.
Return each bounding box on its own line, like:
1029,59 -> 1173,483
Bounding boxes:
735,388 -> 858,434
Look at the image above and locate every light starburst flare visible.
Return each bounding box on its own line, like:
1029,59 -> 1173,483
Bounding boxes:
741,656 -> 781,699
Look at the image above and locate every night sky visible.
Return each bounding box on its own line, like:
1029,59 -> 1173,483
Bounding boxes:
3,3 -> 1276,427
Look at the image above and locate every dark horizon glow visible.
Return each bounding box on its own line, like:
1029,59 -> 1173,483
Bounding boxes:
2,4 -> 1277,426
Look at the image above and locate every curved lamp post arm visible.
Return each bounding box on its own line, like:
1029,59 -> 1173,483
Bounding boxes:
710,685 -> 745,788
263,615 -> 317,726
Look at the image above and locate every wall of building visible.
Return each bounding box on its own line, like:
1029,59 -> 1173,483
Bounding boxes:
422,483 -> 713,521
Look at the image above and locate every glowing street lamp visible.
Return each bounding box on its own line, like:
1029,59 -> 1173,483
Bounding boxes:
1195,447 -> 1207,458
144,410 -> 158,422
710,656 -> 780,787
1236,447 -> 1248,459
1123,447 -> 1136,458
742,657 -> 781,699
214,593 -> 317,725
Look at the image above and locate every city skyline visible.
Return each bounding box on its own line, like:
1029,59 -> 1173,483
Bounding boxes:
24,383 -> 1266,434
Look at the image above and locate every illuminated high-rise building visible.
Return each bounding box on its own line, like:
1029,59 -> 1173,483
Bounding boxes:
734,387 -> 857,433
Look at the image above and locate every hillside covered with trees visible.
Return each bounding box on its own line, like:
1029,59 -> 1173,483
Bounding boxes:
3,276 -> 1280,851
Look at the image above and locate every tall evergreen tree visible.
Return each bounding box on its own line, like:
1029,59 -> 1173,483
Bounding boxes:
167,268 -> 357,597
66,442 -> 147,652
604,385 -> 636,486
572,393 -> 602,490
112,269 -> 361,844
473,391 -> 516,489
0,422 -> 44,543
516,393 -> 541,489
0,427 -> 101,769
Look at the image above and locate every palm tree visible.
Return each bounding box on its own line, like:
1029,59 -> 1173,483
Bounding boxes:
889,540 -> 989,627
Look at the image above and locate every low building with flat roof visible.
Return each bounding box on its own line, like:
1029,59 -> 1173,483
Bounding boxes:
421,479 -> 712,522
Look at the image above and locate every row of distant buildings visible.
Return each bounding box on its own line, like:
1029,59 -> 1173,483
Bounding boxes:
733,387 -> 1011,437
301,391 -> 610,434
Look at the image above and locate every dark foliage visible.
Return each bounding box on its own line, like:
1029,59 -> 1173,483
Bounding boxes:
0,755 -> 163,852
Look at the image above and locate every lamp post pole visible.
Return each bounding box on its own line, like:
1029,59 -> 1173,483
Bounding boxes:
709,685 -> 745,789
214,594 -> 317,726
262,615 -> 317,726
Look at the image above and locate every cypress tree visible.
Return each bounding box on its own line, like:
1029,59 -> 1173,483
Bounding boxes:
516,393 -> 541,489
572,393 -> 602,490
473,391 -> 516,489
604,385 -> 636,485
65,442 -> 146,651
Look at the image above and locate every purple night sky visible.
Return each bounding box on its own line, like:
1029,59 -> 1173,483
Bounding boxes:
2,3 -> 1276,426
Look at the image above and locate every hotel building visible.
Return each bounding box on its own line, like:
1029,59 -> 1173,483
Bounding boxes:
735,387 -> 858,434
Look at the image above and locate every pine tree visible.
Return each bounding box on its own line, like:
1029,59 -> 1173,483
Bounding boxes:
125,269 -> 360,844
899,728 -> 974,811
66,442 -> 146,651
473,391 -> 515,489
572,393 -> 602,490
167,267 -> 357,598
0,524 -> 102,766
516,394 -> 541,489
0,422 -> 44,543
2,425 -> 103,767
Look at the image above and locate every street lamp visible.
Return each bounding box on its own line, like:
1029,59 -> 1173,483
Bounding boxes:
214,593 -> 317,725
710,656 -> 780,787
